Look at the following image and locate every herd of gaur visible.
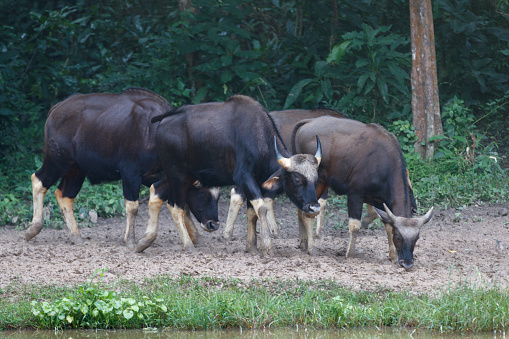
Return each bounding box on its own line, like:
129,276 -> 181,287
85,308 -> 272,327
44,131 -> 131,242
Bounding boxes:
25,88 -> 433,270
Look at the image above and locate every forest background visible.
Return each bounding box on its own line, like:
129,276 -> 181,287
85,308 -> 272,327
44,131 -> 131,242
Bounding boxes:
0,0 -> 508,227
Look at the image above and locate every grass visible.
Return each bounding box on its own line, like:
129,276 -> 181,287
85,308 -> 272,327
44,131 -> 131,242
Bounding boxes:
1,272 -> 508,332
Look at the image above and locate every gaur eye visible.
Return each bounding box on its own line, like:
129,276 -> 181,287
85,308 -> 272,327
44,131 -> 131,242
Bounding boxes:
394,234 -> 401,241
293,177 -> 301,185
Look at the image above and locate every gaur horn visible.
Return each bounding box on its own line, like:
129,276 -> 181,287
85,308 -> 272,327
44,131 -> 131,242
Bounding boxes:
193,180 -> 202,188
274,136 -> 292,170
382,203 -> 397,223
315,135 -> 322,166
419,206 -> 434,227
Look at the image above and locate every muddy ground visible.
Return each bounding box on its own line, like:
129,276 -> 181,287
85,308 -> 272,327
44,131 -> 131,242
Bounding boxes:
1,194 -> 508,292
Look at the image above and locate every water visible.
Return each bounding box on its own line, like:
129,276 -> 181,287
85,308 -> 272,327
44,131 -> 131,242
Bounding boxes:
0,327 -> 505,339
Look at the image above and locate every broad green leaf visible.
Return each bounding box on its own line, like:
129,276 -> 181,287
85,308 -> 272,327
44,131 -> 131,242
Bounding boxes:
284,78 -> 314,109
377,78 -> 389,103
355,59 -> 369,68
192,87 -> 208,105
314,61 -> 328,78
321,79 -> 333,99
326,41 -> 350,64
123,309 -> 134,320
357,73 -> 370,92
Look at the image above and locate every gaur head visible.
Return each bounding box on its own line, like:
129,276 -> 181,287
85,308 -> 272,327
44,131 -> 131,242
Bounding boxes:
374,203 -> 434,270
262,136 -> 322,216
186,183 -> 221,232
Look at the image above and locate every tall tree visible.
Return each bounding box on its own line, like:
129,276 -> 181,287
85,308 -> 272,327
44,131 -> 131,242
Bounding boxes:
410,0 -> 443,160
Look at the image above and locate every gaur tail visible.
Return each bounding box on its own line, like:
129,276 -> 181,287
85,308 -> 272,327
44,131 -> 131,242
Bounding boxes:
151,107 -> 179,123
290,119 -> 314,154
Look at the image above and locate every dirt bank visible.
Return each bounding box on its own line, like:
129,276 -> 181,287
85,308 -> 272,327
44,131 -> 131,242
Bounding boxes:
1,195 -> 508,292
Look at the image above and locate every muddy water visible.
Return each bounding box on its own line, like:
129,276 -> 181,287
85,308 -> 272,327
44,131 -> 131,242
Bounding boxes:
0,328 -> 505,338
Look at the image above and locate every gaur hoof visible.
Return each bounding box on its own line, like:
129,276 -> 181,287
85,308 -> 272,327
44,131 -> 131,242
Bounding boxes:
299,241 -> 308,253
125,238 -> 136,249
135,237 -> 155,253
345,246 -> 355,259
246,244 -> 259,254
259,246 -> 274,257
25,222 -> 43,241
72,235 -> 84,244
308,247 -> 315,257
184,243 -> 195,253
191,237 -> 204,247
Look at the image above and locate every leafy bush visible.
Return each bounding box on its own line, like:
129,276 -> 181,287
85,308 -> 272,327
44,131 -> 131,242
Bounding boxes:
30,269 -> 168,329
284,24 -> 411,121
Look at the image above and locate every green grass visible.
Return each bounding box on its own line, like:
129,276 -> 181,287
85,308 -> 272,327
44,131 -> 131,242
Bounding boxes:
1,272 -> 508,332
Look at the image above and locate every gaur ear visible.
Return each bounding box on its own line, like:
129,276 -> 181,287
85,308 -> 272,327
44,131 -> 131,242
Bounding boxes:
373,205 -> 393,224
262,173 -> 281,191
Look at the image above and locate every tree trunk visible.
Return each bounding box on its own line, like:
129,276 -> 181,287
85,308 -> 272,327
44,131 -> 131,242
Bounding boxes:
410,0 -> 443,160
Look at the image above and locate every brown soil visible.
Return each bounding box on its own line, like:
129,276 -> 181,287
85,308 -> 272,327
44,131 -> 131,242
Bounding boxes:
1,195 -> 508,292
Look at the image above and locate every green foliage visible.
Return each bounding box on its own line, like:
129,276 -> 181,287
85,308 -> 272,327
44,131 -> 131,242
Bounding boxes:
3,274 -> 508,331
434,0 -> 509,105
432,97 -> 504,174
389,119 -> 420,162
30,269 -> 168,329
285,24 -> 411,121
0,0 -> 508,227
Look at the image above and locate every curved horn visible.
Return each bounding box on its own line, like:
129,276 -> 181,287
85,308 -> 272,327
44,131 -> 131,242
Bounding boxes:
274,136 -> 292,170
382,203 -> 397,223
315,135 -> 322,166
420,206 -> 434,226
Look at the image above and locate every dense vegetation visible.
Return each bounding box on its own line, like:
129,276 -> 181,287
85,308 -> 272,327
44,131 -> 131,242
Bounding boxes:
0,0 -> 508,227
1,272 -> 508,332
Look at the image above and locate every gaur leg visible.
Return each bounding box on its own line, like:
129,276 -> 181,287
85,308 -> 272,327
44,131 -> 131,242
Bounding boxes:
345,194 -> 363,258
249,197 -> 273,256
135,181 -> 166,253
183,204 -> 202,246
26,161 -> 69,241
384,223 -> 397,261
121,173 -> 142,249
298,209 -> 316,256
315,189 -> 329,238
246,202 -> 258,253
54,170 -> 86,244
361,204 -> 378,228
167,203 -> 194,252
264,195 -> 279,238
166,176 -> 195,253
298,209 -> 307,252
223,187 -> 245,240
224,187 -> 278,241
26,173 -> 49,241
233,170 -> 273,256
124,200 -> 139,248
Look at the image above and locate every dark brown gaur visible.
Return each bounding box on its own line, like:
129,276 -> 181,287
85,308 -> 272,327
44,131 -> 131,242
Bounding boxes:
150,95 -> 322,255
26,88 -> 220,249
292,115 -> 433,269
223,108 -> 417,256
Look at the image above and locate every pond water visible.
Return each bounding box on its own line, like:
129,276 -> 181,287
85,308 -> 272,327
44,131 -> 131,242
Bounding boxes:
0,327 -> 505,339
